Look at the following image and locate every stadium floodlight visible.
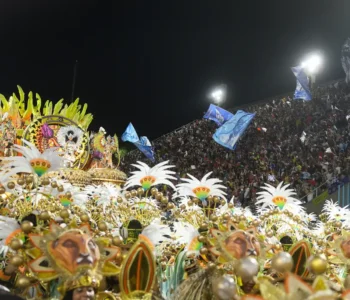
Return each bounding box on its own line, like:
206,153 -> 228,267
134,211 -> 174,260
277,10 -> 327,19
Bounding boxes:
209,84 -> 227,104
301,54 -> 322,74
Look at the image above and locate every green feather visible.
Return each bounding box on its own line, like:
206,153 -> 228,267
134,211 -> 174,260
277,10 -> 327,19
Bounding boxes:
53,99 -> 64,115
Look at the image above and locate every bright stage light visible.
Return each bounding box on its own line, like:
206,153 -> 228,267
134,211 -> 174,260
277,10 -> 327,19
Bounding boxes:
301,54 -> 322,74
209,84 -> 227,104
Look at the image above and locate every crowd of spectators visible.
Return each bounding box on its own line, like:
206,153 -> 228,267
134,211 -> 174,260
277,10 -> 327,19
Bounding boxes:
121,80 -> 350,207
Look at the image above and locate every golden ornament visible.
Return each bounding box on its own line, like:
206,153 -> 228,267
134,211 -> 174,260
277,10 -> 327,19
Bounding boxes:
161,196 -> 169,204
0,187 -> 5,194
228,203 -> 234,209
41,178 -> 50,186
80,214 -> 90,222
200,222 -> 209,230
16,276 -> 31,288
271,252 -> 293,273
51,181 -> 58,188
10,255 -> 24,267
10,239 -> 23,251
137,187 -> 144,196
131,190 -> 137,197
21,221 -> 33,233
60,209 -> 70,219
98,222 -> 108,231
39,211 -> 50,221
198,235 -> 207,243
150,187 -> 158,196
17,178 -> 25,186
25,176 -> 34,184
57,185 -> 64,193
307,256 -> 328,275
112,236 -> 123,246
200,247 -> 208,255
7,182 -> 15,189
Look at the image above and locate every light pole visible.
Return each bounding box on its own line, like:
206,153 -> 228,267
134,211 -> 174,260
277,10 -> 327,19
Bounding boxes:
301,54 -> 322,89
209,84 -> 227,106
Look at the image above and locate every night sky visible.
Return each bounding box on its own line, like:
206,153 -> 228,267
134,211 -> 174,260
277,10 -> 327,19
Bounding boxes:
0,0 -> 349,141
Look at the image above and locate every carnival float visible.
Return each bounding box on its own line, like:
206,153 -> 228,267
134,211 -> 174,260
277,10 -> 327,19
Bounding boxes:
0,86 -> 349,299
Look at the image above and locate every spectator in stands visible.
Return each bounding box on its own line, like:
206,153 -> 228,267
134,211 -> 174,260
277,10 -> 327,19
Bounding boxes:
121,80 -> 350,208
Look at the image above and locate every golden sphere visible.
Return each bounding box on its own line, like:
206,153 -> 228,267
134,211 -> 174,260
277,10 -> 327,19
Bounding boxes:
57,186 -> 64,193
220,199 -> 226,206
161,196 -> 169,204
307,256 -> 328,275
80,214 -> 90,222
17,178 -> 25,186
21,221 -> 33,233
187,200 -> 193,206
228,203 -> 234,209
112,236 -> 123,246
60,209 -> 70,219
117,197 -> 123,203
167,202 -> 175,210
213,196 -> 220,203
252,220 -> 260,227
25,176 -> 34,184
199,247 -> 208,255
39,211 -> 50,221
266,230 -> 274,238
210,215 -> 218,222
200,222 -> 209,230
65,191 -> 72,198
131,190 -> 137,197
150,188 -> 158,196
156,192 -> 163,201
41,178 -> 50,186
10,255 -> 24,267
16,276 -> 31,288
207,262 -> 216,270
271,252 -> 293,273
198,235 -> 207,243
7,182 -> 15,189
239,215 -> 246,221
180,204 -> 186,210
51,181 -> 58,188
193,198 -> 199,204
235,257 -> 259,282
335,221 -> 342,228
223,213 -> 230,220
98,222 -> 108,231
207,195 -> 213,202
137,187 -> 144,196
10,238 -> 23,250
0,186 -> 5,194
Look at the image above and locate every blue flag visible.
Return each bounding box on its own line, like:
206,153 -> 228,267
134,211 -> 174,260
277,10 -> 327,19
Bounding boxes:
122,123 -> 155,162
134,137 -> 155,162
291,66 -> 312,100
213,110 -> 255,150
203,104 -> 234,126
121,123 -> 140,143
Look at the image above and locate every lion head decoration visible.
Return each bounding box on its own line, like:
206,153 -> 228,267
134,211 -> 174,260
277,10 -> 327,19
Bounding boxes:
209,221 -> 261,262
47,229 -> 100,274
26,222 -> 121,283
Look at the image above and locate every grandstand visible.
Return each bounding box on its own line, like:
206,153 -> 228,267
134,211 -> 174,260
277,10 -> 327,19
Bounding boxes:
121,78 -> 350,209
